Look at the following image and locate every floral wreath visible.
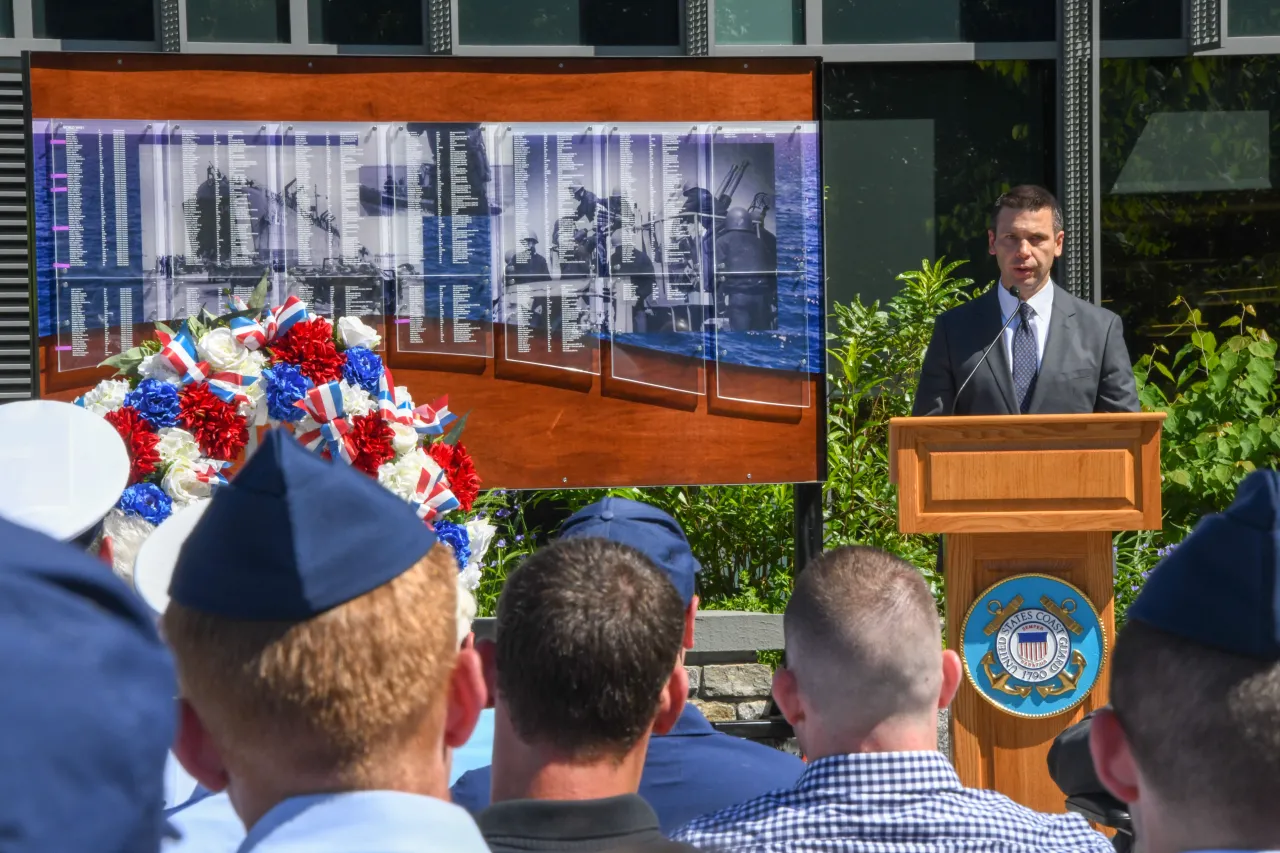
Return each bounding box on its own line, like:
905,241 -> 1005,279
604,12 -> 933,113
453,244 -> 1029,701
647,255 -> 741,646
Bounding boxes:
76,278 -> 493,602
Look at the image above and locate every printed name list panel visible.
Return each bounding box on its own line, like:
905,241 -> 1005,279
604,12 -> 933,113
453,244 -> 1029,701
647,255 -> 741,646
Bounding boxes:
281,124 -> 391,350
498,125 -> 606,375
391,123 -> 497,359
50,119 -> 165,372
605,123 -> 712,396
166,122 -> 284,322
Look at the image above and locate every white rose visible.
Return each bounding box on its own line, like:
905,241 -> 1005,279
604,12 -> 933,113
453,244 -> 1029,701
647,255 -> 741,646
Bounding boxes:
377,448 -> 443,501
197,327 -> 266,376
394,385 -> 415,410
389,422 -> 420,457
239,379 -> 269,427
163,459 -> 217,506
102,507 -> 156,586
338,316 -> 382,351
79,379 -> 131,417
137,353 -> 182,386
455,580 -> 478,646
339,381 -> 375,418
464,517 -> 498,574
155,427 -> 201,466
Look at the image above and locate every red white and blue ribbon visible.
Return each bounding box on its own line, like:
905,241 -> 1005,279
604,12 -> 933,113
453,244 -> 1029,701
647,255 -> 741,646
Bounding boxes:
294,381 -> 356,464
205,370 -> 257,407
191,460 -> 230,486
156,322 -> 211,386
410,463 -> 460,524
264,296 -> 312,343
377,367 -> 412,425
226,295 -> 267,351
410,396 -> 456,437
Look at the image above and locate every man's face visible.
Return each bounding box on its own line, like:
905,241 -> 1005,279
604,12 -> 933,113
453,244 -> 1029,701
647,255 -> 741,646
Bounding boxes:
988,206 -> 1063,291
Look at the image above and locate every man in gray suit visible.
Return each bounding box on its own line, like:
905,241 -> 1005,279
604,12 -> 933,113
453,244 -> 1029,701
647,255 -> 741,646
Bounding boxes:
913,185 -> 1139,416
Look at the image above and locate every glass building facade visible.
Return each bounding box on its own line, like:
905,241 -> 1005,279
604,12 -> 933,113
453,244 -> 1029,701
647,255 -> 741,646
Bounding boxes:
1,0 -> 1277,401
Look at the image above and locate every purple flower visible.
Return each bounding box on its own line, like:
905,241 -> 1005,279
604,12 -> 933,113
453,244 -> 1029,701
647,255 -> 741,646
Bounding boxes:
496,538 -> 507,548
1155,543 -> 1179,559
496,508 -> 511,519
515,534 -> 525,542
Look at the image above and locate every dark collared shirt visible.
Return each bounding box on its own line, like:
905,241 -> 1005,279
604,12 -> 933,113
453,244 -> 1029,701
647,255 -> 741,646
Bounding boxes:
477,793 -> 694,853
673,751 -> 1115,852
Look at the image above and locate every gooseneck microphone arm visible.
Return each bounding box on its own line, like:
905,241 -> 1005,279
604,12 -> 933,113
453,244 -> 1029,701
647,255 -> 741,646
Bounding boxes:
948,285 -> 1020,416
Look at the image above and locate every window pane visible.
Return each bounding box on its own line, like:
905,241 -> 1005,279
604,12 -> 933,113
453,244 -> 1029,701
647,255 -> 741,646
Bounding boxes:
823,62 -> 1055,309
308,0 -> 421,45
188,0 -> 289,42
1101,0 -> 1181,39
0,0 -> 11,37
1230,0 -> 1280,36
459,0 -> 680,46
1101,57 -> 1280,346
716,0 -> 803,45
822,0 -> 1053,43
33,0 -> 154,40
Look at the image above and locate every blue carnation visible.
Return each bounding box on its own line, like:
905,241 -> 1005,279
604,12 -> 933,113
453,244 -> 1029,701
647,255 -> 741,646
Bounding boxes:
342,346 -> 384,395
435,521 -> 471,571
124,378 -> 181,429
117,483 -> 173,526
262,364 -> 313,423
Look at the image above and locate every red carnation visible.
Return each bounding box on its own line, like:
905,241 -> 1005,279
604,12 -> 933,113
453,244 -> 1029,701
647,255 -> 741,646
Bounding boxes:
104,406 -> 160,484
347,413 -> 396,477
179,384 -> 249,462
429,441 -> 480,512
268,317 -> 344,385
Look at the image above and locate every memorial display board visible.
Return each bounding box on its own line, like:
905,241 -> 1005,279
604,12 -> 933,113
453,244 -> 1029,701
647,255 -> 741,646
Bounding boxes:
28,54 -> 825,489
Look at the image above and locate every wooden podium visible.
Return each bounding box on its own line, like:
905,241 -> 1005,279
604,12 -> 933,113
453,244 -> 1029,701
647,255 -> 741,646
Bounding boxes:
889,413 -> 1164,814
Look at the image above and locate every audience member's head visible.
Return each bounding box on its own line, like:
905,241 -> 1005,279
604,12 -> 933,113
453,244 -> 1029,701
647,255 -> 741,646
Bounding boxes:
1091,469 -> 1280,853
488,537 -> 688,802
0,517 -> 176,851
774,545 -> 960,758
161,430 -> 484,829
560,497 -> 702,650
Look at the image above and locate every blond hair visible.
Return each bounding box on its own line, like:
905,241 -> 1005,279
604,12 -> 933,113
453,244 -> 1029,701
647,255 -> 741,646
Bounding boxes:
163,543 -> 458,785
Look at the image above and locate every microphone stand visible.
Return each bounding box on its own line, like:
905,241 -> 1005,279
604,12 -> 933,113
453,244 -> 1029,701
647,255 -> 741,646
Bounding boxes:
948,285 -> 1021,416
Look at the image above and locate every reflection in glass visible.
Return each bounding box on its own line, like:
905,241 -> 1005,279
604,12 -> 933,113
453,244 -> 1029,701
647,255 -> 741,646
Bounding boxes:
716,0 -> 803,45
822,62 -> 1055,309
308,0 -> 420,45
188,0 -> 289,42
822,0 -> 1053,44
0,0 -> 11,38
33,0 -> 154,40
459,0 -> 679,45
1101,57 -> 1280,344
1230,0 -> 1280,36
1101,0 -> 1181,39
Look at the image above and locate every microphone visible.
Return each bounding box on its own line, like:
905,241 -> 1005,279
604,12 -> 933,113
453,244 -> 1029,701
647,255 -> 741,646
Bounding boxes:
948,285 -> 1020,416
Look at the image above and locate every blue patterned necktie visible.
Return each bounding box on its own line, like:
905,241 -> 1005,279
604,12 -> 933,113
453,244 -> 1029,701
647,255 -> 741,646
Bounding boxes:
1011,301 -> 1038,414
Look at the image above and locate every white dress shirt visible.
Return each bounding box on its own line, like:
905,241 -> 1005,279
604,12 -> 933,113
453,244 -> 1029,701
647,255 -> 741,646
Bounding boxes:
998,279 -> 1055,370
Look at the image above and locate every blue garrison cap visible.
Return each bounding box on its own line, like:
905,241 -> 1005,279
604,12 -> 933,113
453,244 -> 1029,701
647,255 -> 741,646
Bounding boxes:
0,516 -> 176,851
559,497 -> 701,605
1128,469 -> 1280,659
170,429 -> 438,621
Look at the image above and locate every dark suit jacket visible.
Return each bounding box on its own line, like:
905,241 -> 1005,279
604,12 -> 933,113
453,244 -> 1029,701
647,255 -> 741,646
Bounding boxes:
912,285 -> 1139,416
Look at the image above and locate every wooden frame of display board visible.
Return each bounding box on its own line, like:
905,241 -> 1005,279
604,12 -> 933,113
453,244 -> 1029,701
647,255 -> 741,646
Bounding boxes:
25,53 -> 826,492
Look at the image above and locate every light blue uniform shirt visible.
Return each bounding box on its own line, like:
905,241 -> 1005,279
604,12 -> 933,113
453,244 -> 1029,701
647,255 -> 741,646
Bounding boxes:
237,791 -> 489,853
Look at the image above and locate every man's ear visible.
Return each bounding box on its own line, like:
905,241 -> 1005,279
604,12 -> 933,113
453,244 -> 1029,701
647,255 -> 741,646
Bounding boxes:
173,699 -> 230,793
772,667 -> 804,728
988,229 -> 997,255
444,647 -> 486,749
1054,228 -> 1065,257
939,649 -> 963,710
476,637 -> 497,711
653,663 -> 689,736
683,597 -> 699,652
1089,707 -> 1141,805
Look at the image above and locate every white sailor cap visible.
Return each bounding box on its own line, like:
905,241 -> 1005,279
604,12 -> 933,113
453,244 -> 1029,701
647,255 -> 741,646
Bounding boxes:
132,500 -> 208,615
0,400 -> 130,542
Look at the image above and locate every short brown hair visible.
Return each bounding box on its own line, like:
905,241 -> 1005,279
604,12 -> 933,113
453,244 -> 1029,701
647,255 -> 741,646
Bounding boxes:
1111,620 -> 1280,829
992,184 -> 1064,233
785,546 -> 941,722
495,538 -> 685,761
163,543 -> 459,785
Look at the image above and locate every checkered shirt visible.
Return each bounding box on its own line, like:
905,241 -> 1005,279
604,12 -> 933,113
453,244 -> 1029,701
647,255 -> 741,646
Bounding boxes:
672,751 -> 1115,853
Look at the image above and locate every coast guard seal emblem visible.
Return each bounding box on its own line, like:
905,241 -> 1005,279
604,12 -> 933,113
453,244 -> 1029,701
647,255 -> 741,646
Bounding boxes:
961,574 -> 1106,718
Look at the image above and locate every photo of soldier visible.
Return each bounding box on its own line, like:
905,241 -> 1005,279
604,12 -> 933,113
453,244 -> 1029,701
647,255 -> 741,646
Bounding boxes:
707,142 -> 780,333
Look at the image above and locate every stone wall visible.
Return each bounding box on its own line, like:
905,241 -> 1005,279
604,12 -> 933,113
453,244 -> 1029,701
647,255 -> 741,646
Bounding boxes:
686,662 -> 775,722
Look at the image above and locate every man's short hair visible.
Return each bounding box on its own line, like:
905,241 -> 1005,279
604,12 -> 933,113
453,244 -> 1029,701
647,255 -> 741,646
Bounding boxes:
785,546 -> 941,722
162,543 -> 459,785
1111,620 -> 1280,829
991,184 -> 1064,233
495,537 -> 685,761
